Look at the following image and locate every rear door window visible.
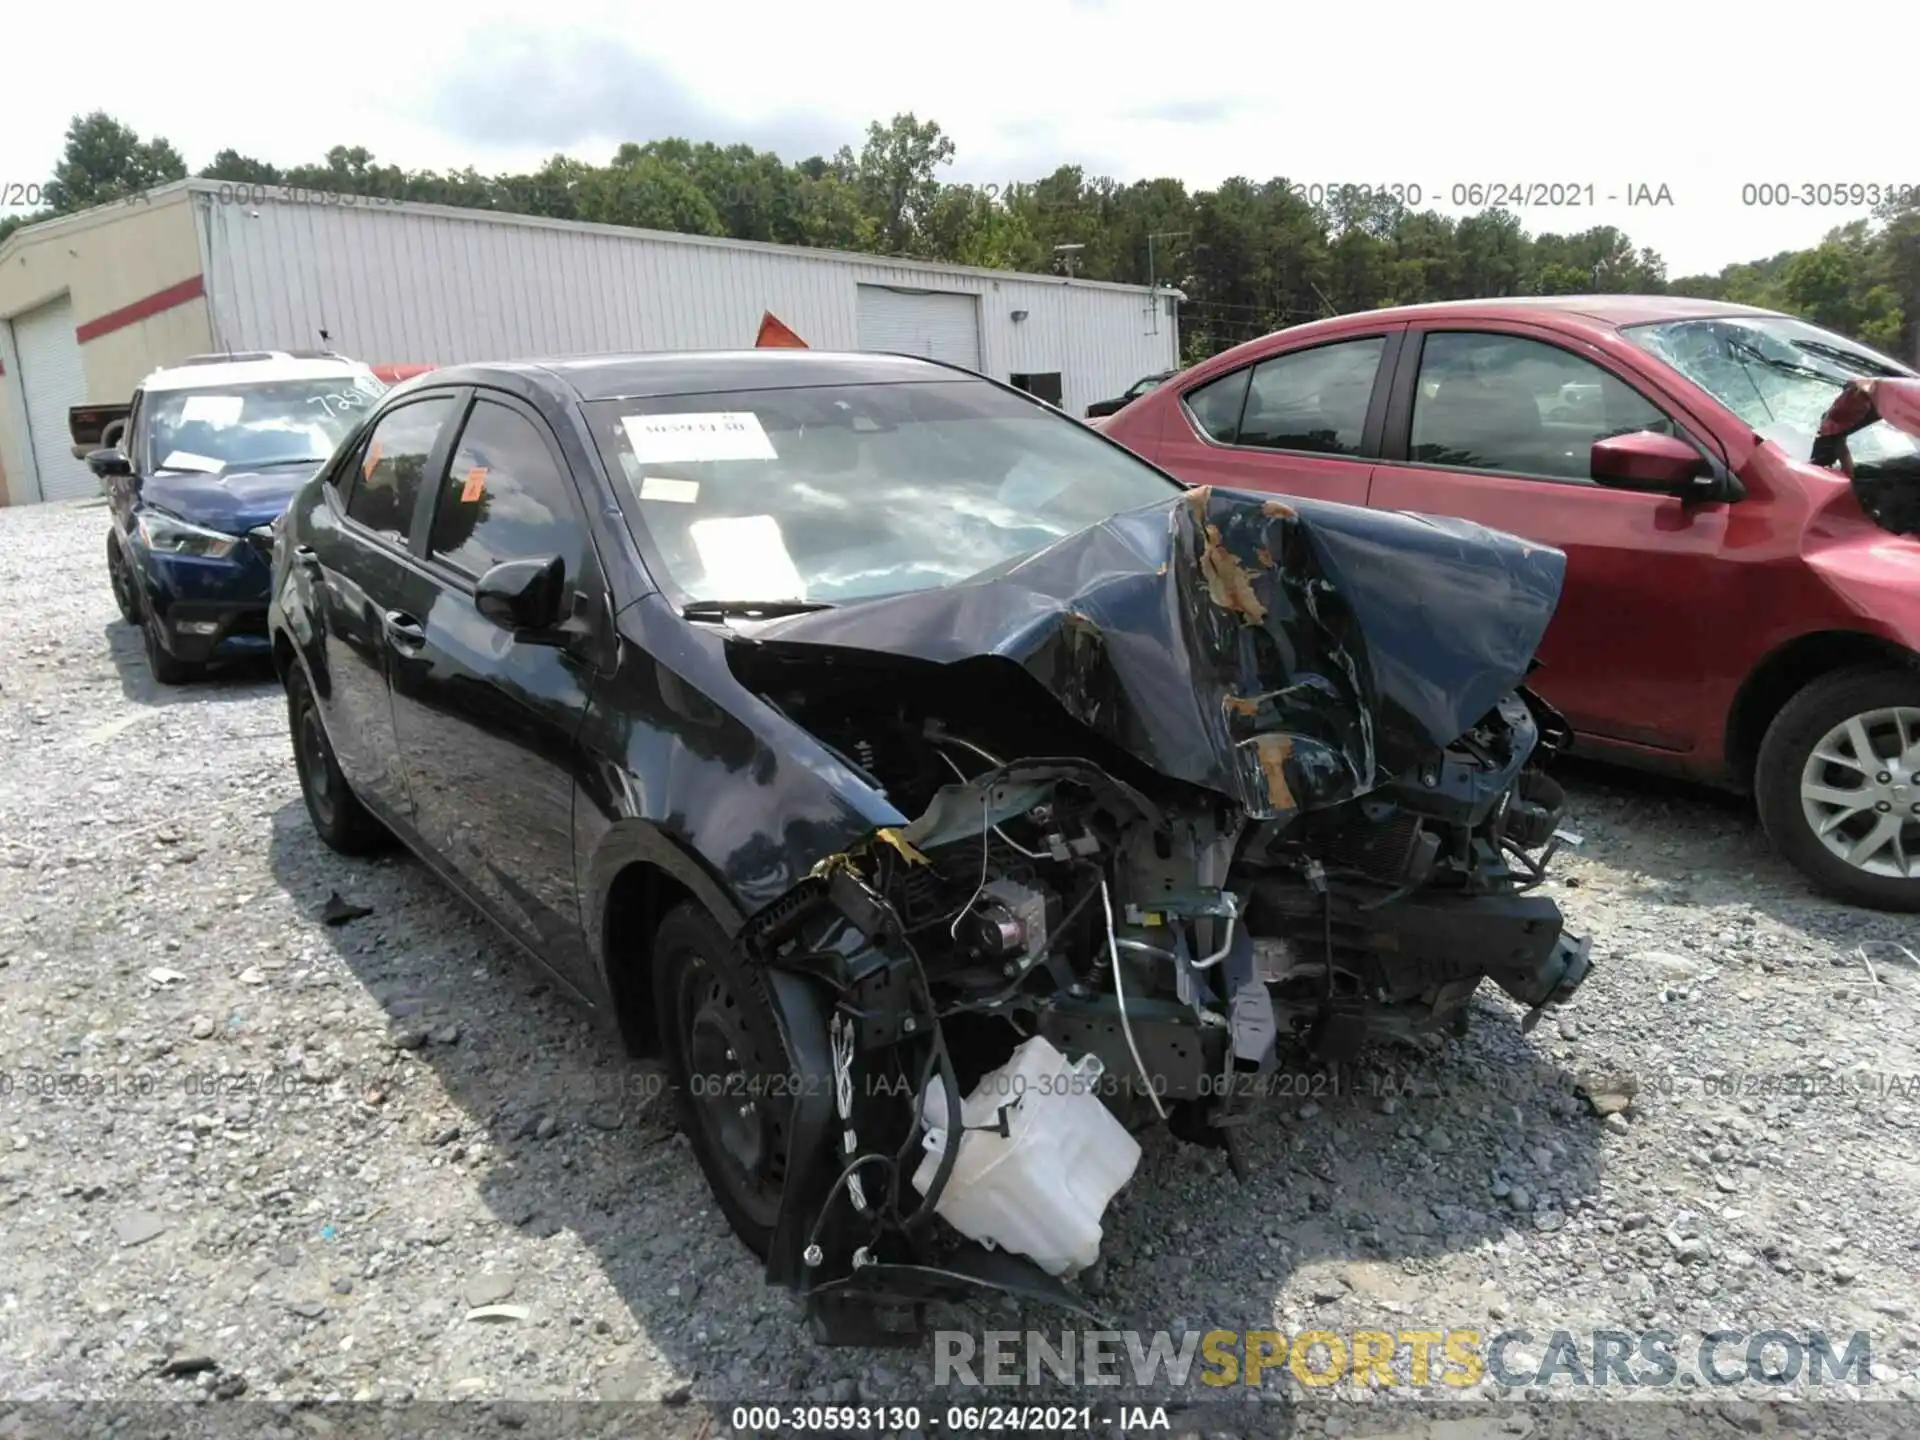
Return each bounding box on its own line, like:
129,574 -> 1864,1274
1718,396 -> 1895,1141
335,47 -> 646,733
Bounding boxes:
1182,368 -> 1253,443
1237,337 -> 1387,456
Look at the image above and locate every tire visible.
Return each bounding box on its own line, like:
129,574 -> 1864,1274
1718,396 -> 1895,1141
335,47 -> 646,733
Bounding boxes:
106,533 -> 142,626
652,901 -> 794,1257
1755,666 -> 1920,911
140,602 -> 201,686
285,663 -> 389,855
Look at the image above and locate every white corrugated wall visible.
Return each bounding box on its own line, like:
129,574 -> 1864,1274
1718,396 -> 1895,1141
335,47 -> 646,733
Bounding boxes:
10,297 -> 95,503
198,195 -> 1177,417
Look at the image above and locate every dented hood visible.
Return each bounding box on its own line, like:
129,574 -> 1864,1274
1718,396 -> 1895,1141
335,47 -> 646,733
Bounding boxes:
735,486 -> 1566,820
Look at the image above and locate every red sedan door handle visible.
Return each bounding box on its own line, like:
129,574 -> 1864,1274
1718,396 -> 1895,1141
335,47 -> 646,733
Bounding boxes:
383,610 -> 426,652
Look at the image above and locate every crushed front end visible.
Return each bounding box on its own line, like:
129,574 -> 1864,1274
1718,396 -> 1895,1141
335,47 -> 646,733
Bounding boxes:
721,486 -> 1593,1343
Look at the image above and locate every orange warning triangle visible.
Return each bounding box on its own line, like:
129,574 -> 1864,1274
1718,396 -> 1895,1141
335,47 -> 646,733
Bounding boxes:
755,312 -> 808,349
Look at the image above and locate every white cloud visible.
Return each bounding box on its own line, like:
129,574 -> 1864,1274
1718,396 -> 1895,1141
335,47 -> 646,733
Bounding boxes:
2,0 -> 1901,276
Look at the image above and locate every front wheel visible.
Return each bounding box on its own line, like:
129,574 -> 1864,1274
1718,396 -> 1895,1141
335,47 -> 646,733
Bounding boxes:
1755,666 -> 1920,911
106,534 -> 142,626
653,902 -> 794,1257
140,603 -> 201,686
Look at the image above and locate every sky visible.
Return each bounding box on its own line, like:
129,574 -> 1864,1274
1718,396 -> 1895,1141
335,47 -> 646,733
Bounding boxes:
2,0 -> 1908,279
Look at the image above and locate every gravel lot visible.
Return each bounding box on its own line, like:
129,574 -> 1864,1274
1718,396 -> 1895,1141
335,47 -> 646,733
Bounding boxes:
3,497 -> 1918,1437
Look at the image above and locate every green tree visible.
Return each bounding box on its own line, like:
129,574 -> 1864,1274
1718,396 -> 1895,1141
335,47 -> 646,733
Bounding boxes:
1385,210 -> 1459,302
1878,203 -> 1920,364
199,150 -> 282,184
922,184 -> 1044,270
790,167 -> 875,251
32,107 -> 1920,366
849,113 -> 956,254
497,155 -> 594,221
1781,243 -> 1902,352
578,155 -> 726,235
1453,210 -> 1532,297
623,139 -> 800,244
44,111 -> 186,211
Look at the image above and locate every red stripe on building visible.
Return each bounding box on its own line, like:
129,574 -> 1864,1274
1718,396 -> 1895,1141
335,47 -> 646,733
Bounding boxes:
74,274 -> 206,344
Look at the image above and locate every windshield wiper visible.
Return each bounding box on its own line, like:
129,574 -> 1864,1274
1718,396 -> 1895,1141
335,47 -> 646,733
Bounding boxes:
1726,338 -> 1844,388
1791,339 -> 1905,379
681,598 -> 835,621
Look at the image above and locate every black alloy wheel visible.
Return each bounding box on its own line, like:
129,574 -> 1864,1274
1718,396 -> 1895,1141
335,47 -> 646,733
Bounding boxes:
653,902 -> 794,1255
106,534 -> 142,626
285,664 -> 389,854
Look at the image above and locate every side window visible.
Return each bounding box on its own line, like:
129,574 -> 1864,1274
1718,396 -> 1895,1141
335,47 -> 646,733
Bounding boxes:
427,399 -> 587,582
1411,332 -> 1675,480
1237,337 -> 1386,456
1183,368 -> 1252,444
345,398 -> 454,544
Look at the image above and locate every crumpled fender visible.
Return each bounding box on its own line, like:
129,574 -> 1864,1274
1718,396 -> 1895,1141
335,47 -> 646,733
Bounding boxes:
1814,376 -> 1920,537
732,486 -> 1566,820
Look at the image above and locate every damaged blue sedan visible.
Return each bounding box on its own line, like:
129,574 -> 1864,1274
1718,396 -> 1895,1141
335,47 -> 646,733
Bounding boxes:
266,350 -> 1592,1345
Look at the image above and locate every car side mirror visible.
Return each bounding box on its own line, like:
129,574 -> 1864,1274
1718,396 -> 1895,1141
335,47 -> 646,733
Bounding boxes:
474,555 -> 566,634
1591,432 -> 1739,502
87,447 -> 133,479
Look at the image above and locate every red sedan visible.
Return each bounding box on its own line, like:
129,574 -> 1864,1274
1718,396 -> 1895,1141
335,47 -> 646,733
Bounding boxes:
1101,296 -> 1920,910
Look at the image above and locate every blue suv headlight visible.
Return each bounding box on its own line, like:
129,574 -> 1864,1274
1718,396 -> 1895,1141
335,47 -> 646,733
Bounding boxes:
137,512 -> 240,559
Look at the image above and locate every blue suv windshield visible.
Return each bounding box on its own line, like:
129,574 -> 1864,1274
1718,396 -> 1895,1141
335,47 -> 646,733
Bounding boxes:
142,376 -> 386,473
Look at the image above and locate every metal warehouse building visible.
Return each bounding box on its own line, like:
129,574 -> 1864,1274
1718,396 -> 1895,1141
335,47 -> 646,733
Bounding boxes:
0,179 -> 1181,505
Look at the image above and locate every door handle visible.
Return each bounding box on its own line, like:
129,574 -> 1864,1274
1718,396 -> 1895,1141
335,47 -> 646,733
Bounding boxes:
294,545 -> 321,570
382,610 -> 427,651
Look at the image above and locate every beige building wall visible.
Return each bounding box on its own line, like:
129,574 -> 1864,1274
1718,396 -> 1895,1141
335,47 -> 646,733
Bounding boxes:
0,191 -> 211,504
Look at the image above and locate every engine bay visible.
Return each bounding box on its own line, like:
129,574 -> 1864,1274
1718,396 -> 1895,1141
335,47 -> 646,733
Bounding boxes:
727,649 -> 1591,1344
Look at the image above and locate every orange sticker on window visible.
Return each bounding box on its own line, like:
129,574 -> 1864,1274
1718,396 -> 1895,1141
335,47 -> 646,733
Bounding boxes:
460,466 -> 487,502
362,441 -> 383,480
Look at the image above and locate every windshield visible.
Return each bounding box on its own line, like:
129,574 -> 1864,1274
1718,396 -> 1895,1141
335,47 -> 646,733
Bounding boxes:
141,375 -> 387,473
1622,315 -> 1919,473
585,379 -> 1183,606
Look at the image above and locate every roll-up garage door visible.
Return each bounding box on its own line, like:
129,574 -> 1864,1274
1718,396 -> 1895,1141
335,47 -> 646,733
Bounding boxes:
12,297 -> 94,503
855,285 -> 982,373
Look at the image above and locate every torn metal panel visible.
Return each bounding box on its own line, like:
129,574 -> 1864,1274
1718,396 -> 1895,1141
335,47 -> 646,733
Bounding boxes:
727,485 -> 1566,821
1814,376 -> 1920,536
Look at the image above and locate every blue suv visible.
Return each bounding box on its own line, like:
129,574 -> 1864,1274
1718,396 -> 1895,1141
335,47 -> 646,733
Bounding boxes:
84,353 -> 389,683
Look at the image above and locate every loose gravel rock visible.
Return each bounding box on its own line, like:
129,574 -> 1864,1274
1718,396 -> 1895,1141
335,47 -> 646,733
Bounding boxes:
3,499 -> 1918,1433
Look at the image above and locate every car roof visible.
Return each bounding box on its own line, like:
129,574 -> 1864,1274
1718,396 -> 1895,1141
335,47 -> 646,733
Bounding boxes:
1389,294 -> 1779,325
416,350 -> 971,403
1293,293 -> 1782,336
143,353 -> 377,393
1172,294 -> 1791,378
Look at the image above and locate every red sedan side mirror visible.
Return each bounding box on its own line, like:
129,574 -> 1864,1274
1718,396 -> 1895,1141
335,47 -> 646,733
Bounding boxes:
1591,432 -> 1733,500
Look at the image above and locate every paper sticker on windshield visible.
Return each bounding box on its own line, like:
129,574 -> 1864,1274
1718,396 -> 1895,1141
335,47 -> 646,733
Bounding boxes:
637,475 -> 700,504
161,451 -> 225,474
689,515 -> 806,602
180,395 -> 244,425
621,412 -> 776,464
460,467 -> 487,503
